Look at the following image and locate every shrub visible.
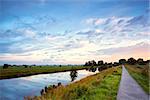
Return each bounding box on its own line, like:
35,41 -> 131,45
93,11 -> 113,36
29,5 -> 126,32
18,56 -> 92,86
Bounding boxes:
23,65 -> 28,68
113,62 -> 119,67
3,64 -> 9,69
127,57 -> 137,65
137,58 -> 145,65
98,60 -> 104,65
119,59 -> 126,64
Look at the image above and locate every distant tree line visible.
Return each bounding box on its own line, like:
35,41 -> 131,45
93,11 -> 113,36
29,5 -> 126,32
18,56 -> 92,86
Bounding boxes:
84,57 -> 149,66
2,64 -> 36,69
2,57 -> 149,69
121,57 -> 149,65
84,57 -> 149,72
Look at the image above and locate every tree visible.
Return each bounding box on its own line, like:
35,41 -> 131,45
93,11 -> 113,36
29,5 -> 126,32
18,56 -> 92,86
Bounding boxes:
98,60 -> 104,65
12,65 -> 16,67
3,64 -> 9,69
113,62 -> 119,67
119,59 -> 126,64
127,57 -> 136,65
84,60 -> 97,66
137,58 -> 145,65
104,62 -> 107,66
23,65 -> 28,68
84,62 -> 88,66
87,61 -> 92,66
145,60 -> 150,64
58,82 -> 62,86
91,60 -> 97,66
107,62 -> 112,68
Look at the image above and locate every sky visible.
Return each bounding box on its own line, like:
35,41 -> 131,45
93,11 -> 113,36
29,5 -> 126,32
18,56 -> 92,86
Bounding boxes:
0,0 -> 149,65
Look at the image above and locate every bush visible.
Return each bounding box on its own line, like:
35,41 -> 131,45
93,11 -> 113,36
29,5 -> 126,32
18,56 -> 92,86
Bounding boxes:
23,65 -> 28,68
98,60 -> 104,65
127,57 -> 136,65
119,59 -> 126,64
113,62 -> 119,67
137,58 -> 145,65
3,64 -> 9,69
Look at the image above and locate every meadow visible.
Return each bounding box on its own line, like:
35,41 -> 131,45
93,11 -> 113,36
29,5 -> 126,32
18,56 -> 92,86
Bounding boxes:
0,65 -> 93,79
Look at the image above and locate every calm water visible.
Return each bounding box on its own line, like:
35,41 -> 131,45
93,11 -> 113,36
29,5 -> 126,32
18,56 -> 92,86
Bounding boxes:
0,69 -> 99,100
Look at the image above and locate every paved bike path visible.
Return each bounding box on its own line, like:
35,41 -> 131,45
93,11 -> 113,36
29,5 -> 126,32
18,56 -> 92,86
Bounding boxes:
117,65 -> 149,100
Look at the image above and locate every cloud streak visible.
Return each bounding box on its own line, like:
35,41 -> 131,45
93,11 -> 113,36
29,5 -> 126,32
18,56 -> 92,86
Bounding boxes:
0,1 -> 149,64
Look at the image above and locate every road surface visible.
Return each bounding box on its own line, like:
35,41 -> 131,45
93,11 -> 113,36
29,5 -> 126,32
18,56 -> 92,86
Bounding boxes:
117,65 -> 149,100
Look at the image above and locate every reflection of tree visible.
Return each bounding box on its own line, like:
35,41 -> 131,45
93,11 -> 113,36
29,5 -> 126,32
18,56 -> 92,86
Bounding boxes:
89,67 -> 97,72
70,70 -> 78,81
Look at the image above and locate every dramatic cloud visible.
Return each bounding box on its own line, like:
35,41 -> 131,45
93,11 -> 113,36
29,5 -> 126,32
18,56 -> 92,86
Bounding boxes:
97,42 -> 150,55
0,1 -> 149,64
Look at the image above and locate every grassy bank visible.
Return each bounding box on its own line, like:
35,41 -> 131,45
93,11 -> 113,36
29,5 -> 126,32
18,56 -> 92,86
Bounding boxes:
0,65 -> 92,79
125,64 -> 149,94
27,66 -> 122,100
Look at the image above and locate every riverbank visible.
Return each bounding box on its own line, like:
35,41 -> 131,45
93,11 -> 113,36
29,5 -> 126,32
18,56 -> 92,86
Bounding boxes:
26,66 -> 122,100
0,65 -> 93,79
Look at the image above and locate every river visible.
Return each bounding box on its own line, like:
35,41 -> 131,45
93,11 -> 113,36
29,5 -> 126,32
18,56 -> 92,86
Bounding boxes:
0,69 -> 99,100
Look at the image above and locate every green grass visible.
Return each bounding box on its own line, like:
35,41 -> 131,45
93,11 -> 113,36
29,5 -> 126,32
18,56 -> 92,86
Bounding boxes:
0,65 -> 92,79
125,64 -> 149,94
28,66 -> 122,100
84,72 -> 122,100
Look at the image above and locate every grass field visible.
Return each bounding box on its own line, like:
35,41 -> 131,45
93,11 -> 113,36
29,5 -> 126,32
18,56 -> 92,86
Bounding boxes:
0,65 -> 93,79
125,64 -> 149,94
27,66 -> 122,100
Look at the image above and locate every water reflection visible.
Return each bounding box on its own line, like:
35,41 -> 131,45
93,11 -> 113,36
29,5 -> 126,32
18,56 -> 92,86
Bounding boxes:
0,69 -> 98,100
86,67 -> 97,72
90,67 -> 97,72
70,70 -> 78,81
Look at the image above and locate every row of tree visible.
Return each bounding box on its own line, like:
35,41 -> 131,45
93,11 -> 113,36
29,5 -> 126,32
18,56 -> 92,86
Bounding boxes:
2,64 -> 64,69
2,57 -> 149,69
84,57 -> 149,66
119,58 -> 149,65
2,64 -> 36,69
83,57 -> 149,73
